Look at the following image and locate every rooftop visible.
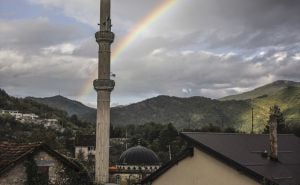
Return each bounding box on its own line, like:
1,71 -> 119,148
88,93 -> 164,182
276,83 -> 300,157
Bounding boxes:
183,133 -> 300,185
119,145 -> 160,166
142,133 -> 300,185
75,135 -> 96,147
0,142 -> 80,176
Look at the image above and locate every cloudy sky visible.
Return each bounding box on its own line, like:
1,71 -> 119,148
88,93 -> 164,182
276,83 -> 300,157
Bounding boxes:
0,0 -> 300,107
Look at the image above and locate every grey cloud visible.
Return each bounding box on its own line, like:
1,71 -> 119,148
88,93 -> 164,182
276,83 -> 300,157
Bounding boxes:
0,18 -> 84,53
1,0 -> 300,105
111,40 -> 300,101
0,50 -> 96,98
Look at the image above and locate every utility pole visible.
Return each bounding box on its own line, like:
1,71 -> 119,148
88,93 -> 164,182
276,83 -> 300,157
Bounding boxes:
125,128 -> 128,150
251,106 -> 254,134
168,145 -> 172,161
251,99 -> 254,134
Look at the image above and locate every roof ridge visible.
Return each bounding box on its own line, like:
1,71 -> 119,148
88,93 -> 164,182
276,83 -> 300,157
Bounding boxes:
181,132 -> 296,136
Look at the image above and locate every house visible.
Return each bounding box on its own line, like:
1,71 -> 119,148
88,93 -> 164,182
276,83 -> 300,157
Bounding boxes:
75,135 -> 96,161
142,132 -> 300,185
74,135 -> 128,161
0,110 -> 22,119
0,110 -> 39,122
0,142 -> 90,185
43,119 -> 63,131
21,113 -> 39,120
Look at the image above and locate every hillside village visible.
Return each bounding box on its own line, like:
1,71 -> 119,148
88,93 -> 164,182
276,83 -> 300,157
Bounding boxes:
0,110 -> 63,132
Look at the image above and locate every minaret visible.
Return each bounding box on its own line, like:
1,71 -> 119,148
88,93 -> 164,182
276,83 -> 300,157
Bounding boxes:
94,0 -> 115,184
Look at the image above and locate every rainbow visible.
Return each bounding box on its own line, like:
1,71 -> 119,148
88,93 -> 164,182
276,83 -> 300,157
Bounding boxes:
78,0 -> 177,99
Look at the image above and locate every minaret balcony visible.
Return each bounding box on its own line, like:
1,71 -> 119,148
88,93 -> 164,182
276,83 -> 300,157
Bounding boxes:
95,31 -> 115,43
94,79 -> 115,91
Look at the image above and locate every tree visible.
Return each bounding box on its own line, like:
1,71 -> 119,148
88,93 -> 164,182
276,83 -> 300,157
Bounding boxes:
201,124 -> 222,132
263,105 -> 286,134
77,149 -> 85,162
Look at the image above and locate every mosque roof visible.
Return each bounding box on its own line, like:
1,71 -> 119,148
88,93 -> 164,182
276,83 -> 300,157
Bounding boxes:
119,145 -> 160,166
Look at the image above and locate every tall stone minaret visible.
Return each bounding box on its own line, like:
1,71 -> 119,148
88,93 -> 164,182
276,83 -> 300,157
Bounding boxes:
94,0 -> 115,184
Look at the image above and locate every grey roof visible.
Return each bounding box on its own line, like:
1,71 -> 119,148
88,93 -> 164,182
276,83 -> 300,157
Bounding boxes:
182,133 -> 300,185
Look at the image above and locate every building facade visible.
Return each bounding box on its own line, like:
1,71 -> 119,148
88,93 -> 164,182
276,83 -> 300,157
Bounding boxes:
0,142 -> 89,185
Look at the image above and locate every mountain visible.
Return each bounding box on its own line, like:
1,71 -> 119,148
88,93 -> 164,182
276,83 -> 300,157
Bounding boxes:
27,80 -> 300,132
220,80 -> 300,101
111,96 -> 250,130
26,95 -> 96,123
218,80 -> 300,131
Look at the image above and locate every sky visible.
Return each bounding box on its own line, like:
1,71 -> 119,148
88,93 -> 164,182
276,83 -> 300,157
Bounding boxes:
0,0 -> 300,107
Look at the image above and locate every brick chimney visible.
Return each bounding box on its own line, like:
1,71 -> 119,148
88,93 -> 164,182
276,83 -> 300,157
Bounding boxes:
269,106 -> 278,161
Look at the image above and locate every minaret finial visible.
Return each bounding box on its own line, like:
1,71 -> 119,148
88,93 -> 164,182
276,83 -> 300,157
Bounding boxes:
100,0 -> 111,31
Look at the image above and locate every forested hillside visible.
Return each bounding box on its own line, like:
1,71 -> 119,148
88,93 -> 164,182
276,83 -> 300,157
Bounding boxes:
0,89 -> 93,154
27,80 -> 300,133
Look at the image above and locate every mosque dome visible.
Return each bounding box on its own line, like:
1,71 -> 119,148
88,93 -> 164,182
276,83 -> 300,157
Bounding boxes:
119,145 -> 160,165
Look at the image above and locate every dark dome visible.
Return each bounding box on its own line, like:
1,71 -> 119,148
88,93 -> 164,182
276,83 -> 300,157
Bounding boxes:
119,145 -> 160,165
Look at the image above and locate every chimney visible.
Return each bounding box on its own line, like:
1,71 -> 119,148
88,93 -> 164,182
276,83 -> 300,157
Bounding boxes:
269,106 -> 278,161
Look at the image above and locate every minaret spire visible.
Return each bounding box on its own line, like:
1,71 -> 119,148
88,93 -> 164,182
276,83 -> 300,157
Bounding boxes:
94,0 -> 115,184
100,0 -> 111,31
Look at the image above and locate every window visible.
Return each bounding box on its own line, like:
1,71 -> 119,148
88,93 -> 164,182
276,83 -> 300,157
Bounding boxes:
116,175 -> 121,184
88,146 -> 95,151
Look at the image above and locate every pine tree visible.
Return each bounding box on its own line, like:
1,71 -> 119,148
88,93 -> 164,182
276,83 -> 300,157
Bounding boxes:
263,105 -> 286,134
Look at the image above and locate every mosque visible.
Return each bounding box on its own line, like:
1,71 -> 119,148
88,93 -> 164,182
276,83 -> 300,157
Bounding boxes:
110,145 -> 161,185
75,135 -> 161,185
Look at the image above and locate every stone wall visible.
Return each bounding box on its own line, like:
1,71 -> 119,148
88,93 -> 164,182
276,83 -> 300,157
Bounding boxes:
34,151 -> 62,183
0,163 -> 26,185
0,151 -> 73,185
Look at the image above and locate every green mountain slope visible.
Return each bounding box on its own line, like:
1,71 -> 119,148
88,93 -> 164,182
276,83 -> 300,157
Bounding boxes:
220,80 -> 300,101
218,80 -> 300,132
27,80 -> 300,133
242,85 -> 300,132
26,95 -> 96,123
111,96 -> 250,130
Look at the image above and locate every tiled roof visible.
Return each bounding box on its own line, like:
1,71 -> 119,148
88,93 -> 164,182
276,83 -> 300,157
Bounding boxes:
0,142 -> 80,176
0,142 -> 41,171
